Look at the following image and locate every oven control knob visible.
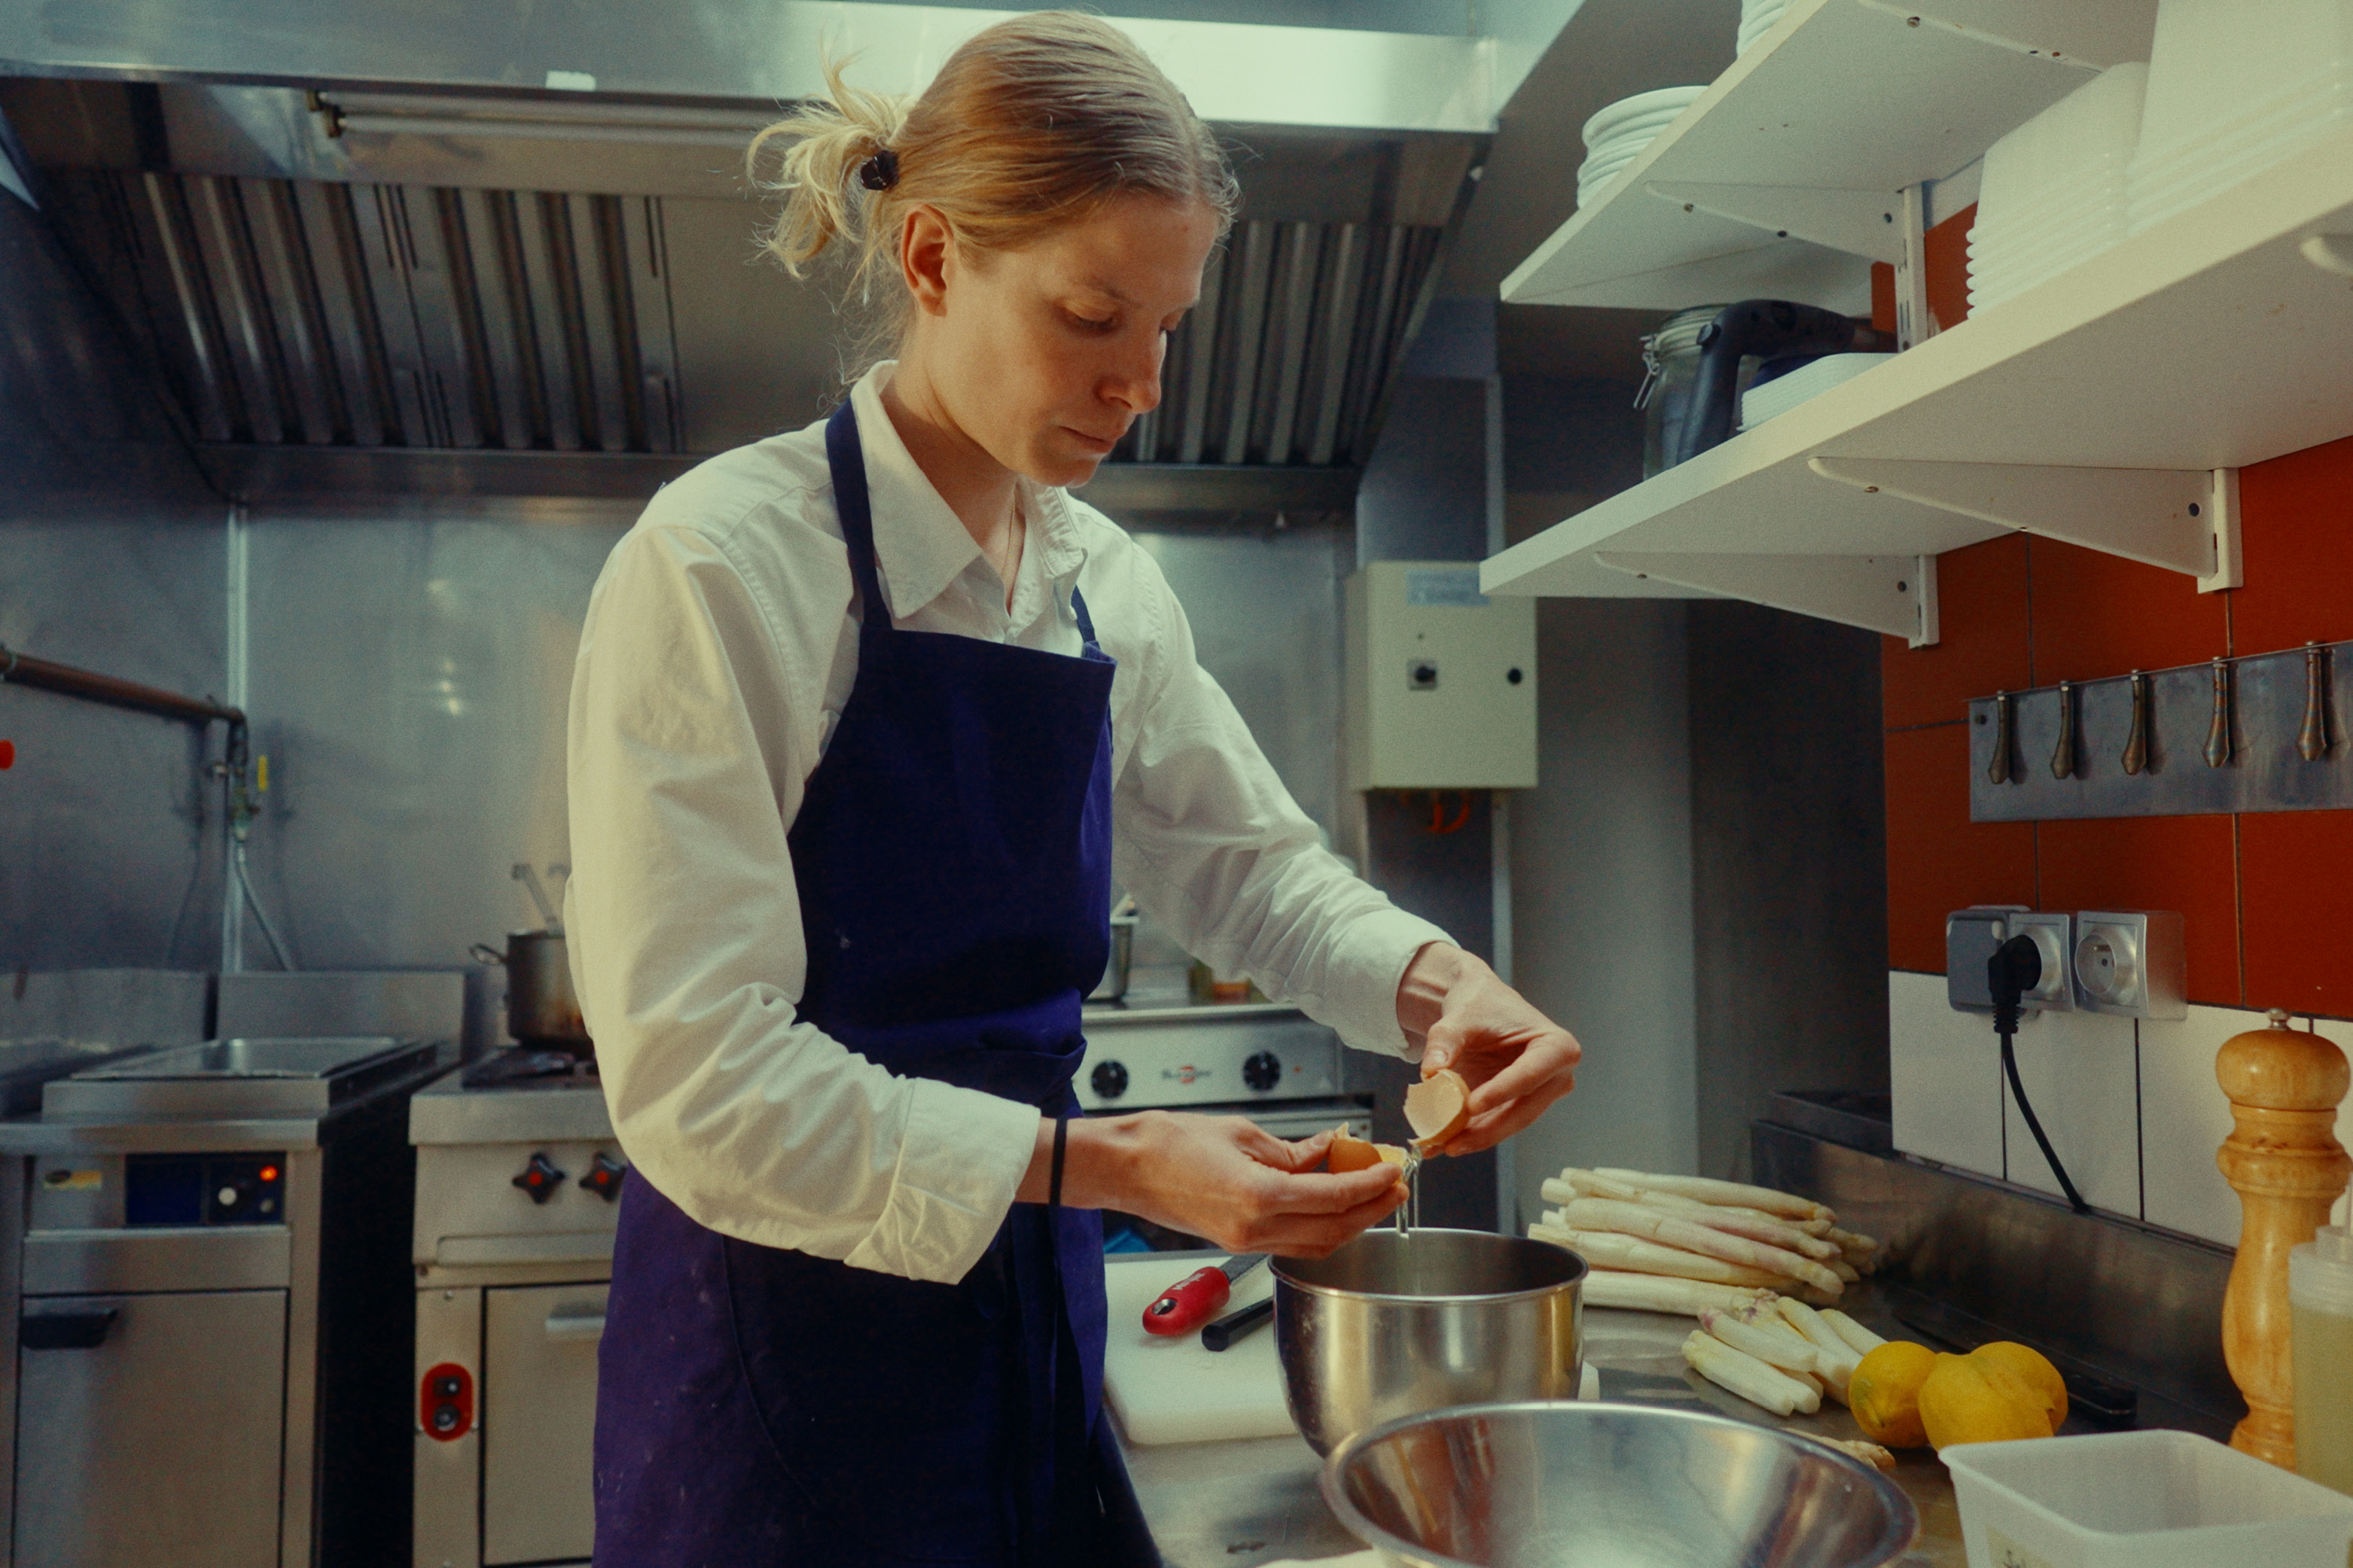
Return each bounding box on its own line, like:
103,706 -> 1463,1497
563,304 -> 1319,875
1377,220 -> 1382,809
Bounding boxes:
580,1151 -> 627,1202
512,1152 -> 567,1204
1090,1060 -> 1129,1100
420,1362 -> 474,1442
1243,1052 -> 1282,1092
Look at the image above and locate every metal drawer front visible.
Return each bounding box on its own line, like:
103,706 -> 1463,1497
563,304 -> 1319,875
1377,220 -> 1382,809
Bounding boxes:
14,1289 -> 288,1568
481,1283 -> 606,1566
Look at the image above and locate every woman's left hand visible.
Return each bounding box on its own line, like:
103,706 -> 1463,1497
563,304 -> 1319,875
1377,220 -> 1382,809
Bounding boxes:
1395,943 -> 1580,1155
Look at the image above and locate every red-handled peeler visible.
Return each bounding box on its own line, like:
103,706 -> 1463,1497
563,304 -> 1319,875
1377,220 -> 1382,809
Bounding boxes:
1141,1253 -> 1265,1336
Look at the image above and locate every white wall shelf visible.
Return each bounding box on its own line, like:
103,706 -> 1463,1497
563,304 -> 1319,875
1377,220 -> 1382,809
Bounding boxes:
1483,125 -> 2353,640
1500,0 -> 2154,312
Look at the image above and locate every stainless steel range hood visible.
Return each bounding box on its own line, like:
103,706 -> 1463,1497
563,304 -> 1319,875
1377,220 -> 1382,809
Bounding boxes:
4,2 -> 1516,516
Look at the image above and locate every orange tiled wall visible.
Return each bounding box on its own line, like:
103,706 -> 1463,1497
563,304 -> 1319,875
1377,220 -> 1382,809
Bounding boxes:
1882,434 -> 2353,1014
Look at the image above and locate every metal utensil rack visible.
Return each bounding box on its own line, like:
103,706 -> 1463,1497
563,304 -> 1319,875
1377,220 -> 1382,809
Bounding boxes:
1969,640 -> 2351,821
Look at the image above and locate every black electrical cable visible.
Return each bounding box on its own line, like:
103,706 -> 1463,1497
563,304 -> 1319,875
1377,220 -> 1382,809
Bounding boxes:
1989,935 -> 2090,1215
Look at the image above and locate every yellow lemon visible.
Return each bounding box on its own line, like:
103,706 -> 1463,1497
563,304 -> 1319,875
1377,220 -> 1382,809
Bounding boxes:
1918,1351 -> 2055,1451
1968,1342 -> 2068,1429
1849,1340 -> 1938,1448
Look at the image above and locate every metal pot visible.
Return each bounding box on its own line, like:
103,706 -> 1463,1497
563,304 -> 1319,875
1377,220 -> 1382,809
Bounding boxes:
469,930 -> 590,1049
1087,911 -> 1138,1003
1273,1229 -> 1585,1456
1322,1399 -> 1917,1568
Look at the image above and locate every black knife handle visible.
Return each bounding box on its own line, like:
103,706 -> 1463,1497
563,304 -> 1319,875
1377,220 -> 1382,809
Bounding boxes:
1202,1296 -> 1274,1352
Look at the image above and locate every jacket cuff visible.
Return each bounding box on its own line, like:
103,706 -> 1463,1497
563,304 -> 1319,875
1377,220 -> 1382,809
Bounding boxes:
843,1078 -> 1040,1284
1330,909 -> 1453,1061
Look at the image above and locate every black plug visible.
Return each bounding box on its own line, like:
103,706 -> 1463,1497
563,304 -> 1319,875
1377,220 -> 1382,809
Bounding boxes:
1987,933 -> 2042,1035
1986,933 -> 2089,1214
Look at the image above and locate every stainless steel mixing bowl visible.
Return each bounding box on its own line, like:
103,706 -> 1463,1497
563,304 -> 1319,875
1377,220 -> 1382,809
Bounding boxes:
1323,1399 -> 1919,1568
1273,1229 -> 1584,1456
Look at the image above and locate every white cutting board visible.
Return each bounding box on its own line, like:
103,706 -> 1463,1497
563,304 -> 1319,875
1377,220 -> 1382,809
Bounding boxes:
1102,1254 -> 1296,1445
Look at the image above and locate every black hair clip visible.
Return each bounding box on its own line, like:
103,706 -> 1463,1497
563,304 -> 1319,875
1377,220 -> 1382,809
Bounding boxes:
858,148 -> 899,191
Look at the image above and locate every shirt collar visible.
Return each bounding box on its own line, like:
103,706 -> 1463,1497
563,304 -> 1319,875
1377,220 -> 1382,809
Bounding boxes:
848,363 -> 1088,622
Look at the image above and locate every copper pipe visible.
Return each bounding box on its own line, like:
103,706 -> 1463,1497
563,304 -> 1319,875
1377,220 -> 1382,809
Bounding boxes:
0,642 -> 242,729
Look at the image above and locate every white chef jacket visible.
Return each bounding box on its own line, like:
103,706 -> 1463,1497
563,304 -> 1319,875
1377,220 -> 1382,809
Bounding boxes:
565,362 -> 1451,1286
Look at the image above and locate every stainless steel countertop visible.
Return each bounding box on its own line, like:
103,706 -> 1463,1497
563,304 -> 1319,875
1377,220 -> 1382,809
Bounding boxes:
1120,1285 -> 1968,1568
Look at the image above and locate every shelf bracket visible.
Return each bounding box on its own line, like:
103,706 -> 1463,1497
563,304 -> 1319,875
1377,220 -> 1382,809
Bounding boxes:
1807,458 -> 2244,592
1644,182 -> 1906,265
1595,552 -> 1940,647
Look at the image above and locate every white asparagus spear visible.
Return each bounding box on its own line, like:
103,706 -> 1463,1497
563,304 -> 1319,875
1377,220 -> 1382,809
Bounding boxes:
1830,1259 -> 1861,1283
1701,1308 -> 1821,1375
1529,1224 -> 1792,1288
1553,1171 -> 1840,1241
1577,1270 -> 1774,1317
1644,1195 -> 1841,1259
1556,1198 -> 1844,1296
1825,1225 -> 1879,1253
1818,1308 -> 1885,1356
1683,1331 -> 1821,1417
1593,1167 -> 1833,1222
1773,1299 -> 1861,1402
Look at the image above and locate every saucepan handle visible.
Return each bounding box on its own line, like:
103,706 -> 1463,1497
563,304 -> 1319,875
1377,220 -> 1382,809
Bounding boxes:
468,943 -> 506,967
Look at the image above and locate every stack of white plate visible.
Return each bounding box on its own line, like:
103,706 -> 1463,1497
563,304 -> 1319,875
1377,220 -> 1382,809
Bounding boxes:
2127,0 -> 2353,236
1737,0 -> 1791,56
1967,63 -> 2146,313
1577,86 -> 1706,210
1739,352 -> 1893,431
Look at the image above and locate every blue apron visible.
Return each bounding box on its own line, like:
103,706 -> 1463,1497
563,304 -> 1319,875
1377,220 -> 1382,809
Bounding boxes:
592,402 -> 1155,1566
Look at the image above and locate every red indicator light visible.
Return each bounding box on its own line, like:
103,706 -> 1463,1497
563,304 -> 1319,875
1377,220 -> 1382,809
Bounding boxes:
0,740 -> 14,769
259,1165 -> 279,1182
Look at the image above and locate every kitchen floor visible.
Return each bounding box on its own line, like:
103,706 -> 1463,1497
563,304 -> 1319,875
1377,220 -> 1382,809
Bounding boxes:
1122,1286 -> 1974,1568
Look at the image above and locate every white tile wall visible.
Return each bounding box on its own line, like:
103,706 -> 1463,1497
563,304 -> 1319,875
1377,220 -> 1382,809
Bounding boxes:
2002,1006 -> 2142,1216
1890,970 -> 2353,1248
1888,970 -> 2005,1179
2140,1006 -> 2258,1245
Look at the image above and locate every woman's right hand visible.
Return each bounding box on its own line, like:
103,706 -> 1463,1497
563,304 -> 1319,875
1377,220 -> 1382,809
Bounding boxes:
1020,1111 -> 1407,1256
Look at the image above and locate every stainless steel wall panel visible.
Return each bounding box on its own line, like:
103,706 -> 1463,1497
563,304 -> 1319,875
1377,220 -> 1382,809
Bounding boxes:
660,196 -> 843,452
237,503 -> 634,971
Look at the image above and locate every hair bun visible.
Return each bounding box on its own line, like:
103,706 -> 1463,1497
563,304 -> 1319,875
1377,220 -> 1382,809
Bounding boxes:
857,148 -> 900,191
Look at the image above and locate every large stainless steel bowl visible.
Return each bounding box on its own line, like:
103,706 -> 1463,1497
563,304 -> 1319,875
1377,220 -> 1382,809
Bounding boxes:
1324,1400 -> 1919,1568
1273,1229 -> 1584,1456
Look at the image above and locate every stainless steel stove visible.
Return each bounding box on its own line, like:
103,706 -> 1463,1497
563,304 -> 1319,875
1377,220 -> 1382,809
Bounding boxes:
2,1034 -> 443,1568
409,1051 -> 620,1568
1076,1000 -> 1364,1132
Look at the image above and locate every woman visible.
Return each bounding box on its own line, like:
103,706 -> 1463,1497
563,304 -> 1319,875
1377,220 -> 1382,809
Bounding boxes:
566,14 -> 1582,1565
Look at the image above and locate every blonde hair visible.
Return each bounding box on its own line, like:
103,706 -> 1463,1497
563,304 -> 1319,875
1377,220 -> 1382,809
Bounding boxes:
747,12 -> 1238,359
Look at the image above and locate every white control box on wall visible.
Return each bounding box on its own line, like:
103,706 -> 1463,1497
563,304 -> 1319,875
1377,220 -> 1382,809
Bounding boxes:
1344,561 -> 1538,790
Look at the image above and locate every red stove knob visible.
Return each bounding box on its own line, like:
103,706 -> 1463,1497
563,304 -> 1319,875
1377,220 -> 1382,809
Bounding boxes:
421,1362 -> 474,1441
512,1152 -> 567,1204
579,1150 -> 627,1202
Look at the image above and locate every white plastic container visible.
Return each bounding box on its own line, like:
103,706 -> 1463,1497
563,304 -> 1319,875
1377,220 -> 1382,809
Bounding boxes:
2291,1224 -> 2353,1495
1945,1429 -> 2353,1568
1968,63 -> 2145,312
2128,0 -> 2353,235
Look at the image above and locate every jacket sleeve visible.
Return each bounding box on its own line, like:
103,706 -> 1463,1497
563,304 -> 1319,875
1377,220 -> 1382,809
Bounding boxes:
565,523 -> 1038,1283
1106,547 -> 1452,1058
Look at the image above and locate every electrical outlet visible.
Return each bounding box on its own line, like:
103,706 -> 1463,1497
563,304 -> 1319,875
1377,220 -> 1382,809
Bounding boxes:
1947,907 -> 2071,1014
2071,911 -> 2187,1020
1946,906 -> 2025,1014
2009,911 -> 2075,1012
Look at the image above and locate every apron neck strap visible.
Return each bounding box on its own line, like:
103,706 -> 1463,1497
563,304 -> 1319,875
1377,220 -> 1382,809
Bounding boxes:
829,398 -> 1102,650
824,401 -> 892,638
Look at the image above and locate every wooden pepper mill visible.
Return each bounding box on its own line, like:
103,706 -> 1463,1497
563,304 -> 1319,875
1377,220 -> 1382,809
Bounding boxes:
2218,1007 -> 2351,1466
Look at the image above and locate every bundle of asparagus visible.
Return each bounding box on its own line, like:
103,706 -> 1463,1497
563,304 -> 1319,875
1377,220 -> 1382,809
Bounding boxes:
1679,1296 -> 1895,1468
1525,1166 -> 1879,1310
